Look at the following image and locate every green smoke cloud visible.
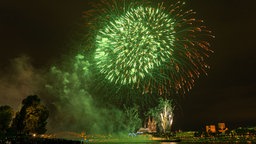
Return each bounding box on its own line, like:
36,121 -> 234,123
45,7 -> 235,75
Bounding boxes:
42,54 -> 131,134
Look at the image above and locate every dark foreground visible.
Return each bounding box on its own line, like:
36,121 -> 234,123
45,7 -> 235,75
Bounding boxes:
1,135 -> 256,144
1,137 -> 80,144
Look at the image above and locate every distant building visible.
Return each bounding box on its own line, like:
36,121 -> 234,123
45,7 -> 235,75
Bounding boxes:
218,123 -> 228,133
206,125 -> 216,133
205,122 -> 228,134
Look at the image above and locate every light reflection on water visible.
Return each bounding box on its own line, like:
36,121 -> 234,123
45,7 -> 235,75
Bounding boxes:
101,142 -> 237,144
99,142 -> 180,144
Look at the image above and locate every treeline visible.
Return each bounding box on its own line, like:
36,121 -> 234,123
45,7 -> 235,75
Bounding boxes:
0,95 -> 49,137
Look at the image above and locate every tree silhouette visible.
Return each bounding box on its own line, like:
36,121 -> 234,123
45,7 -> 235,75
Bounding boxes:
0,105 -> 13,134
12,95 -> 49,134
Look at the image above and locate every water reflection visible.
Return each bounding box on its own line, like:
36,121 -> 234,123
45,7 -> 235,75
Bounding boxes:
104,142 -> 180,144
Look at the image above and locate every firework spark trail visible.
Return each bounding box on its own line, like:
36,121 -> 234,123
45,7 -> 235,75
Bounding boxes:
84,0 -> 213,96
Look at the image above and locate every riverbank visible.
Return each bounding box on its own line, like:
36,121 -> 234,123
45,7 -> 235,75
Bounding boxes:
1,134 -> 256,143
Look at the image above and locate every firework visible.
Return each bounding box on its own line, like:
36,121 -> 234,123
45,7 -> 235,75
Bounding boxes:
84,0 -> 213,95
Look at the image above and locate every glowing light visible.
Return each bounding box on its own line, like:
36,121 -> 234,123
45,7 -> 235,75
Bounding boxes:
84,0 -> 213,95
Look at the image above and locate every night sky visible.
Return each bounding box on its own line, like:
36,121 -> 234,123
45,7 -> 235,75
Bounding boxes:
0,0 -> 256,131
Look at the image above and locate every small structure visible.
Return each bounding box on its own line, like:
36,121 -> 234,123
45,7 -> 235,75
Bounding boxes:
206,125 -> 216,133
205,122 -> 228,134
137,127 -> 149,133
218,122 -> 228,133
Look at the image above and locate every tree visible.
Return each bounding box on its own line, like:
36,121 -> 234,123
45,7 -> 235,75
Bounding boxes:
23,104 -> 49,134
12,95 -> 49,134
0,105 -> 13,134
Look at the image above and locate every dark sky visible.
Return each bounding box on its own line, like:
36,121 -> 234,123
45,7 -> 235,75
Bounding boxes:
0,0 -> 256,131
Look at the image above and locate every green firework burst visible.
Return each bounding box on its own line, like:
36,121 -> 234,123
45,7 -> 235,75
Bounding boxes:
84,0 -> 214,95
